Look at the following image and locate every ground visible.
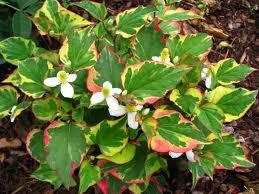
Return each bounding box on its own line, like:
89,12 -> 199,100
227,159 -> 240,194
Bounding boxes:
0,0 -> 258,193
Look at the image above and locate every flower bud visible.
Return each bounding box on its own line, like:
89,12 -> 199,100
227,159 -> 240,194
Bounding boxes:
173,56 -> 179,64
142,108 -> 150,116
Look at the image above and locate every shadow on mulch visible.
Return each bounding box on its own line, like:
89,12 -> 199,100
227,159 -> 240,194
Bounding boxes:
0,0 -> 258,193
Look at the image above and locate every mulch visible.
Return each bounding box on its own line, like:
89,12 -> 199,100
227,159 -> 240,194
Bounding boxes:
0,0 -> 258,193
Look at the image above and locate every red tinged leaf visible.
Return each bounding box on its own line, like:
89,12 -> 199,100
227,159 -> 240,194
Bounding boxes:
151,109 -> 208,153
97,179 -> 109,194
86,67 -> 102,93
26,129 -> 45,162
70,160 -> 78,177
43,120 -> 61,146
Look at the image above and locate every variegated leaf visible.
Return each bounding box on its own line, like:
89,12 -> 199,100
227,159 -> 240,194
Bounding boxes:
45,122 -> 88,186
211,58 -> 254,85
60,27 -> 96,71
206,86 -> 257,122
116,6 -> 156,38
151,109 -> 208,153
122,62 -> 189,103
167,33 -> 212,59
32,0 -> 92,39
95,118 -> 128,156
0,86 -> 19,118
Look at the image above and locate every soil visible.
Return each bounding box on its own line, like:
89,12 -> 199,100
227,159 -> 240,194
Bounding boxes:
0,0 -> 258,194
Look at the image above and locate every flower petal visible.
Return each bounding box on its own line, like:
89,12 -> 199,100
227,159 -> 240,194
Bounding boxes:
67,74 -> 77,82
201,67 -> 209,78
111,88 -> 122,95
106,96 -> 119,109
61,83 -> 74,98
127,112 -> 138,129
90,92 -> 105,105
103,81 -> 112,90
205,75 -> 212,89
43,77 -> 60,87
151,56 -> 161,62
165,58 -> 173,65
136,105 -> 143,111
169,152 -> 183,158
186,150 -> 196,162
109,105 -> 126,117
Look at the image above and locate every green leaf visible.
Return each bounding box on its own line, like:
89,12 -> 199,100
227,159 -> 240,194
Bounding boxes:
26,129 -> 45,162
32,0 -> 92,39
116,144 -> 148,182
122,61 -> 189,103
158,20 -> 179,35
212,58 -> 253,85
169,88 -> 202,114
0,86 -> 19,118
0,37 -> 37,65
200,133 -> 254,169
17,0 -> 36,9
134,24 -> 164,60
72,70 -> 88,95
108,175 -> 127,194
73,1 -> 107,21
167,33 -> 212,59
207,86 -> 257,122
151,109 -> 207,153
97,143 -> 136,164
45,122 -> 88,186
12,11 -> 32,38
18,58 -> 49,98
159,8 -> 201,21
3,70 -> 22,87
60,27 -> 96,71
32,97 -> 59,121
96,118 -> 128,156
91,47 -> 124,89
79,160 -> 101,194
193,103 -> 224,139
145,153 -> 167,176
188,162 -> 205,186
10,100 -> 31,122
32,163 -> 62,189
116,6 -> 156,38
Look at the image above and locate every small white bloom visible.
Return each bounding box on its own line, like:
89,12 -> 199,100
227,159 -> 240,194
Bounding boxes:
201,67 -> 212,89
44,71 -> 77,98
169,150 -> 196,162
90,81 -> 122,108
109,104 -> 143,129
152,48 -> 172,65
10,106 -> 17,122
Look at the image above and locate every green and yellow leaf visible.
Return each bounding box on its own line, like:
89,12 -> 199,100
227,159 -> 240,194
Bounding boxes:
0,86 -> 19,118
32,97 -> 59,121
32,0 -> 92,39
95,118 -> 128,156
59,27 -> 97,71
122,61 -> 189,103
206,86 -> 257,122
116,6 -> 156,38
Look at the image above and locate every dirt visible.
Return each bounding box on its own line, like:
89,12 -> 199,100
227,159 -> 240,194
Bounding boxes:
0,0 -> 258,193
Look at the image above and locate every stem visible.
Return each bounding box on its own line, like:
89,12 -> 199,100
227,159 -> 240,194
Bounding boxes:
0,1 -> 20,11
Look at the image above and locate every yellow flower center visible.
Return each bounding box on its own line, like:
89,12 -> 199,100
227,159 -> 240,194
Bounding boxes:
57,71 -> 68,84
126,105 -> 137,113
102,87 -> 110,96
160,48 -> 170,63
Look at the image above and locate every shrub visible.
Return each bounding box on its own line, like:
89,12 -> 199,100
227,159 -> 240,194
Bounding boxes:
0,0 -> 256,193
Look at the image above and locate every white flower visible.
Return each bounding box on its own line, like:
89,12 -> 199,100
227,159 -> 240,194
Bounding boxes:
152,48 -> 173,65
90,81 -> 122,108
169,150 -> 196,162
201,67 -> 212,89
10,106 -> 17,122
44,70 -> 77,98
109,104 -> 143,129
